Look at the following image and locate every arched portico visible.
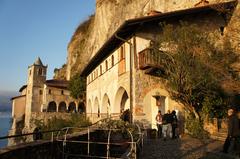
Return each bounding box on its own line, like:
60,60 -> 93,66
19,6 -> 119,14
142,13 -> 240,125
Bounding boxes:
58,101 -> 67,112
102,94 -> 110,117
47,101 -> 57,112
113,87 -> 129,114
93,97 -> 100,117
78,102 -> 85,113
68,102 -> 76,113
87,99 -> 92,114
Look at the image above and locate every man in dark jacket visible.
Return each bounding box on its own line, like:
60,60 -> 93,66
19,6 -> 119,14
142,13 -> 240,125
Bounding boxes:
223,108 -> 240,153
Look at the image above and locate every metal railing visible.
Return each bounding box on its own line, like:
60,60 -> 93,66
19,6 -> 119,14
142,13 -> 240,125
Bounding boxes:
0,117 -> 144,159
55,126 -> 141,159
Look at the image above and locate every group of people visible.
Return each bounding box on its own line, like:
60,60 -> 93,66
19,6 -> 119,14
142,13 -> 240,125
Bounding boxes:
155,110 -> 178,140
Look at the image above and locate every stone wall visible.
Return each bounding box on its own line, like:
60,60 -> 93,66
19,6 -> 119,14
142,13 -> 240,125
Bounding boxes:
0,141 -> 62,159
204,118 -> 228,134
8,112 -> 75,146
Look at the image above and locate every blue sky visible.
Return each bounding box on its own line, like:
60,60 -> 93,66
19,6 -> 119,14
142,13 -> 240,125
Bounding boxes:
0,0 -> 95,92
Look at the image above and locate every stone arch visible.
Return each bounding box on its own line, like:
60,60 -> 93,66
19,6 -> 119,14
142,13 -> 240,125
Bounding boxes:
47,101 -> 57,112
93,97 -> 100,117
113,87 -> 129,113
58,101 -> 67,112
78,102 -> 85,113
143,88 -> 169,129
68,102 -> 76,113
87,99 -> 92,114
102,94 -> 110,115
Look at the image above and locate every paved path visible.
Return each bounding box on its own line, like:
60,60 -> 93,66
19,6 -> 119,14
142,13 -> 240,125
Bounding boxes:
139,135 -> 239,159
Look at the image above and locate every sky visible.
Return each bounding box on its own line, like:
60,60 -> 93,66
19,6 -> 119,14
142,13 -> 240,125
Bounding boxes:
0,0 -> 95,92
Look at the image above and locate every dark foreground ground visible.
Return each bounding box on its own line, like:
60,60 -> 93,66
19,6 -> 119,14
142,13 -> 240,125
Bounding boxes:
140,135 -> 240,159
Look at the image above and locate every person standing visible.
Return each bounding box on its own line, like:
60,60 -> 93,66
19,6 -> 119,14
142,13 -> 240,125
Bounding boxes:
155,110 -> 163,138
162,110 -> 173,141
171,110 -> 178,139
223,108 -> 240,153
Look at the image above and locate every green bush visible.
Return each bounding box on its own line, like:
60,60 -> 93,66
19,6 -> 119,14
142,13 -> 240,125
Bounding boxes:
185,115 -> 209,139
98,119 -> 140,141
33,114 -> 91,139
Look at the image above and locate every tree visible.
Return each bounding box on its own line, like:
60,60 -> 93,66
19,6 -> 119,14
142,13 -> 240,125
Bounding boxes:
153,23 -> 239,119
68,73 -> 86,99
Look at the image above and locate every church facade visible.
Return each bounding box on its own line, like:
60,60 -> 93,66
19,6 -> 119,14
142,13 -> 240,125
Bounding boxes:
10,58 -> 85,134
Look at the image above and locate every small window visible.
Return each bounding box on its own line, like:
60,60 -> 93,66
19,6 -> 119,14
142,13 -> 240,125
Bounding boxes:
100,65 -> 102,75
111,55 -> 114,67
38,68 -> 42,75
61,90 -> 64,95
220,26 -> 224,36
29,70 -> 32,76
119,46 -> 125,61
39,90 -> 43,95
105,60 -> 108,70
49,89 -> 51,94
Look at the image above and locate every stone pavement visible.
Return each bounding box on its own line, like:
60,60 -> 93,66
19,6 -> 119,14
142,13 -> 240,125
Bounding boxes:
139,135 -> 239,159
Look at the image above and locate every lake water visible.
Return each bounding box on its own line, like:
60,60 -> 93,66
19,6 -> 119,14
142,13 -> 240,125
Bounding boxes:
0,111 -> 11,148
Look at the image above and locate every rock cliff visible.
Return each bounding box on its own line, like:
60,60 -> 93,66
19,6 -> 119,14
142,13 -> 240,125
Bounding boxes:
54,0 -> 238,80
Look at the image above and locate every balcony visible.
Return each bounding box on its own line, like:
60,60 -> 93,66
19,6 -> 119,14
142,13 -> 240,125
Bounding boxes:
138,48 -> 163,70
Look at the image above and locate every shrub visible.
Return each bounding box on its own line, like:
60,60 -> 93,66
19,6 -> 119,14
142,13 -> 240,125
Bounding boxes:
33,114 -> 91,139
185,114 -> 209,139
98,119 -> 140,141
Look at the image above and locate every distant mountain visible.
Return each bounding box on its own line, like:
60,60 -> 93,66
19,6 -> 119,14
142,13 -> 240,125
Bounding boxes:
0,91 -> 18,112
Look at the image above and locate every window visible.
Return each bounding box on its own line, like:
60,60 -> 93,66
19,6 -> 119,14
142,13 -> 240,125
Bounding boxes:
105,60 -> 108,70
111,55 -> 114,67
100,65 -> 102,75
61,90 -> 64,95
29,70 -> 31,76
38,68 -> 42,75
39,90 -> 43,95
119,46 -> 125,61
49,89 -> 51,94
220,26 -> 224,36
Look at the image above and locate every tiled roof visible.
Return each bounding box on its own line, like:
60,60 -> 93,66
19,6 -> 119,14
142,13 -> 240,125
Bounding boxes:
19,85 -> 27,92
11,95 -> 26,100
45,79 -> 69,89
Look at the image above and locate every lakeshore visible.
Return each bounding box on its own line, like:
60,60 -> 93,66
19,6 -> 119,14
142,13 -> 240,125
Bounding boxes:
0,111 -> 11,148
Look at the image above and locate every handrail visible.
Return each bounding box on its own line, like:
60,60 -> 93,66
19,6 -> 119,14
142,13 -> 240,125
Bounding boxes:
0,129 -> 61,140
0,115 -> 120,140
1,117 -> 144,159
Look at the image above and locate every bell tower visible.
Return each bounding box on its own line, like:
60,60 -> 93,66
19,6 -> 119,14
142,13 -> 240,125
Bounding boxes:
25,57 -> 47,127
